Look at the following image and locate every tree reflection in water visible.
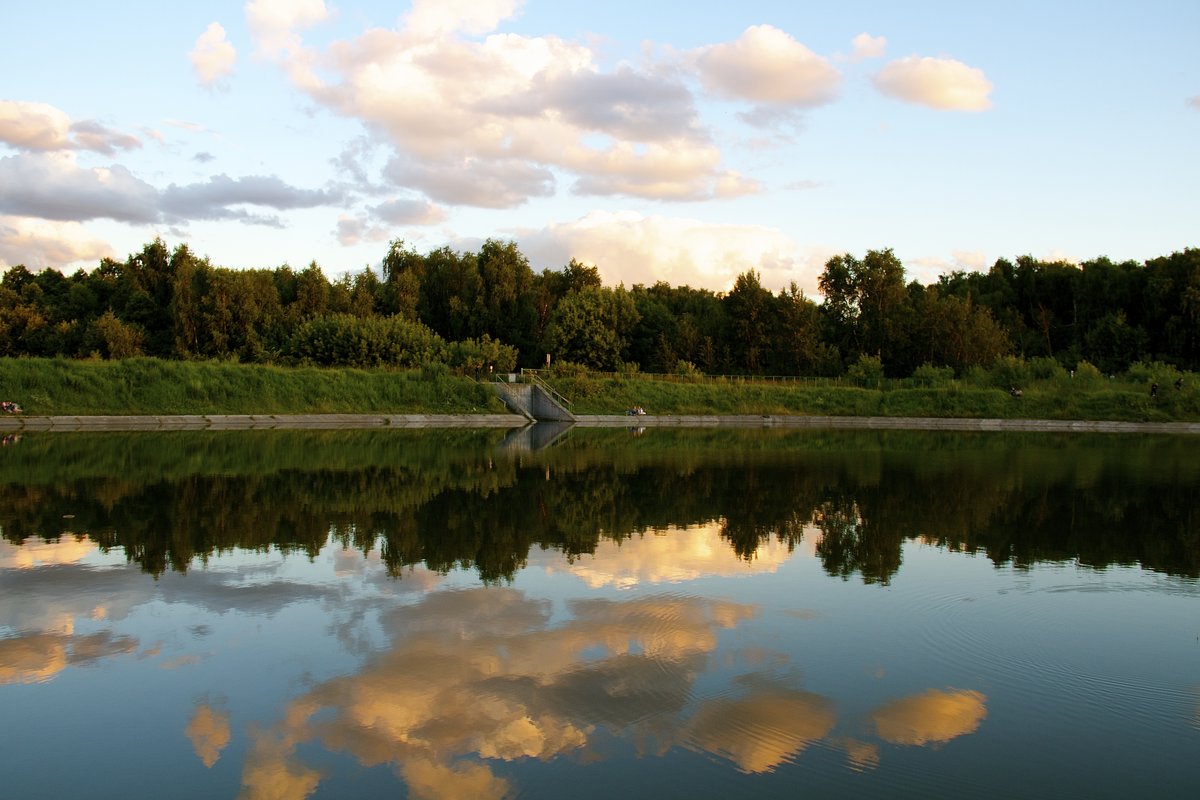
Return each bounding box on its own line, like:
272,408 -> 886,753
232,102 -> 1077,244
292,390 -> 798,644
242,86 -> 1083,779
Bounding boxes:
0,428 -> 1196,583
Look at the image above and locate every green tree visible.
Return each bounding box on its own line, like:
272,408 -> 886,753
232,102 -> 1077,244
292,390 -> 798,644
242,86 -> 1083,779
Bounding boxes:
546,286 -> 640,370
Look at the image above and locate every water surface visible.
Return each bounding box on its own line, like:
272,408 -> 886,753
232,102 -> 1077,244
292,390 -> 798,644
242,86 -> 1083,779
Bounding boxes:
1,428 -> 1197,799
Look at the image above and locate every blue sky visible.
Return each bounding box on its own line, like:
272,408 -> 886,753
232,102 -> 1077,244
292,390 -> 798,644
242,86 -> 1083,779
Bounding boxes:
2,0 -> 1196,294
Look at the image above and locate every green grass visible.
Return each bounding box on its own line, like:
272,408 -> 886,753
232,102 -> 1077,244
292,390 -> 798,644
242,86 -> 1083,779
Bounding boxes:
2,357 -> 1198,422
0,357 -> 506,415
548,374 -> 1200,422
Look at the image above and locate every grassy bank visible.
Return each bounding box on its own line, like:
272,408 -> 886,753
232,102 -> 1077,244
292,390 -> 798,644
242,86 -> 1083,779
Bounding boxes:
547,372 -> 1200,422
2,357 -> 1197,422
0,357 -> 505,415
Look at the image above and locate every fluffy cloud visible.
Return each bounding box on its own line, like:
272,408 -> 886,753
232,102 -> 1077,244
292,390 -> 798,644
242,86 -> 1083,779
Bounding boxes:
0,215 -> 114,269
246,0 -> 329,59
186,704 -> 232,768
0,630 -> 137,684
372,197 -> 448,226
873,56 -> 993,111
850,32 -> 887,62
516,210 -> 822,293
0,152 -> 339,230
871,688 -> 988,746
694,25 -> 841,107
538,521 -> 799,589
335,197 -> 447,246
404,0 -> 525,38
386,156 -> 555,209
0,152 -> 159,223
239,589 -> 757,797
160,173 -> 341,224
248,4 -> 744,207
685,687 -> 836,773
0,100 -> 140,154
190,22 -> 237,86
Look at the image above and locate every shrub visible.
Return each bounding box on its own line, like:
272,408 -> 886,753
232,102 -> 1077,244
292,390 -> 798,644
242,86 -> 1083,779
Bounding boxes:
911,363 -> 954,387
987,356 -> 1030,390
1028,356 -> 1067,381
1072,360 -> 1104,388
1125,360 -> 1181,388
846,354 -> 884,388
288,314 -> 446,368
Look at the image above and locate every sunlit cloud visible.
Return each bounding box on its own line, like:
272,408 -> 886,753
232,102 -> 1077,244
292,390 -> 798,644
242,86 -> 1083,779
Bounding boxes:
0,536 -> 103,570
0,630 -> 137,684
850,33 -> 887,62
871,688 -> 988,746
245,0 -> 330,59
873,56 -> 993,111
240,589 -> 758,796
0,633 -> 68,684
0,99 -> 141,154
1187,96 -> 1200,110
190,22 -> 238,87
186,703 -> 232,768
541,521 -> 798,589
239,730 -> 322,800
0,215 -> 114,270
404,0 -> 525,38
694,25 -> 841,107
245,0 -> 744,207
516,210 -> 827,293
685,685 -> 836,773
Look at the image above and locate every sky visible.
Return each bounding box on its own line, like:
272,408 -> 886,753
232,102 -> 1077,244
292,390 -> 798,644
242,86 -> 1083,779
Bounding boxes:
1,0 -> 1197,295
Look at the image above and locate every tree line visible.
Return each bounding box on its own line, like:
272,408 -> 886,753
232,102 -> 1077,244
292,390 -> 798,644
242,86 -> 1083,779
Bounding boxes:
2,237 -> 1197,375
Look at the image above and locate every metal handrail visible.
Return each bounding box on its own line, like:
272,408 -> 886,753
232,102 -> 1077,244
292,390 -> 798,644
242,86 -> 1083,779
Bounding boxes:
518,369 -> 573,407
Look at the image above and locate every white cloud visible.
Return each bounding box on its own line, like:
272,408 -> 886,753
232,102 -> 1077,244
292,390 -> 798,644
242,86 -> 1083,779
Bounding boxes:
190,22 -> 237,86
247,6 -> 744,207
1188,96 -> 1200,110
0,100 -> 72,150
850,33 -> 887,62
372,197 -> 448,226
0,100 -> 140,154
516,210 -> 825,293
337,198 -> 447,246
404,0 -> 525,38
873,56 -> 993,111
245,0 -> 329,58
694,25 -> 841,107
0,215 -> 114,270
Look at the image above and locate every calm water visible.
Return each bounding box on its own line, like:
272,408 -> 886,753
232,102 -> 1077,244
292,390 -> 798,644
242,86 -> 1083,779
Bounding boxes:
1,428 -> 1197,799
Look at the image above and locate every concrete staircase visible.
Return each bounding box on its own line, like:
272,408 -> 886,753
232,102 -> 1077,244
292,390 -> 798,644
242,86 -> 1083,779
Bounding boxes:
491,381 -> 576,422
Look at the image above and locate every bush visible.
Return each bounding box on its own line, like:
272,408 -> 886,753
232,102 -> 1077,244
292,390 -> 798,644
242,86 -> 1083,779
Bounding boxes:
1125,360 -> 1182,388
846,354 -> 884,389
1071,360 -> 1104,388
288,314 -> 446,368
911,363 -> 954,387
987,356 -> 1030,390
672,360 -> 703,380
1029,356 -> 1067,381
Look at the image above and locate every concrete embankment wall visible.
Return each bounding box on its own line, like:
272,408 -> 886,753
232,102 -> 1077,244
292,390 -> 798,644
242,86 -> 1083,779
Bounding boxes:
0,414 -> 526,432
573,414 -> 1200,434
2,413 -> 1196,434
